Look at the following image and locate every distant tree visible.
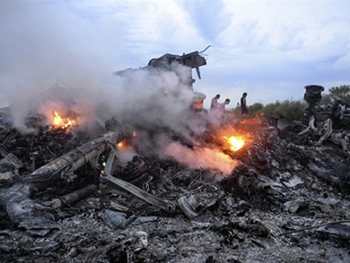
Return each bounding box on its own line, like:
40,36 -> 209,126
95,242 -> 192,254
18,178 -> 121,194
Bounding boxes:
261,101 -> 281,118
319,85 -> 350,105
328,85 -> 350,104
261,100 -> 306,121
230,102 -> 264,117
229,84 -> 350,122
248,102 -> 264,115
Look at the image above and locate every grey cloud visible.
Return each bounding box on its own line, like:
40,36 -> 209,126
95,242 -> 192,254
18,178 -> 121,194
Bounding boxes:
177,0 -> 232,42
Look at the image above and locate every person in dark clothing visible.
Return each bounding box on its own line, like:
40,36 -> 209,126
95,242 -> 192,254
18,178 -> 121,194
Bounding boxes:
240,92 -> 248,115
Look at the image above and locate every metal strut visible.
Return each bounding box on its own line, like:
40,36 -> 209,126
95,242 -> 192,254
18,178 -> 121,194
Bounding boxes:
100,173 -> 176,213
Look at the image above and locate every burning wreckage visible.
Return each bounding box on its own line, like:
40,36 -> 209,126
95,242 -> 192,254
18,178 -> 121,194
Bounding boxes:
1,49 -> 350,262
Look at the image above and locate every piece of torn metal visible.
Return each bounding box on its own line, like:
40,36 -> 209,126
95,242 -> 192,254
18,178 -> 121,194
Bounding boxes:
49,184 -> 98,209
307,162 -> 340,184
0,125 -> 132,228
100,209 -> 130,230
100,173 -> 177,213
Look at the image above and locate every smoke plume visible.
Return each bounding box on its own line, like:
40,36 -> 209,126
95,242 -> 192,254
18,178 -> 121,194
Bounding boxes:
1,2 -> 237,176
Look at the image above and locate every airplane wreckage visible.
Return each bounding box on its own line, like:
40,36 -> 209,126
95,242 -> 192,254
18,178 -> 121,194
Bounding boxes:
1,48 -> 350,262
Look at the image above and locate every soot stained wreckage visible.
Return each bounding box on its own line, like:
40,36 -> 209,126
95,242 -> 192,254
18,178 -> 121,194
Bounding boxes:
1,51 -> 350,262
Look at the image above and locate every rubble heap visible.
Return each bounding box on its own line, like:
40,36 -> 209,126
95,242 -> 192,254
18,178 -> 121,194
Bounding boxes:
1,108 -> 350,263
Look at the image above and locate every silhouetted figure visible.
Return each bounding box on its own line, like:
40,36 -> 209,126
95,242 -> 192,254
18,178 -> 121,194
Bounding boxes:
240,92 -> 248,115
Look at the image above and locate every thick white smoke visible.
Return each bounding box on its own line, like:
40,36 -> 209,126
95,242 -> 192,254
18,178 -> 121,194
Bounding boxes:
0,2 -> 198,134
0,2 -> 237,175
155,133 -> 239,175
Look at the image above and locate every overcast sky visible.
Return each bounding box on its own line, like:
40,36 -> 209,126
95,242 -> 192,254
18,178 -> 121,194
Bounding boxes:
1,0 -> 350,109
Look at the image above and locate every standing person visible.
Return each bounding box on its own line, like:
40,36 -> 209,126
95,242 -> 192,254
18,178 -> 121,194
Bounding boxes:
210,94 -> 220,110
240,92 -> 248,115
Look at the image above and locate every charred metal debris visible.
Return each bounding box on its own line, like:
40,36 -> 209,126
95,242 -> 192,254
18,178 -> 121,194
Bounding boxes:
1,55 -> 350,262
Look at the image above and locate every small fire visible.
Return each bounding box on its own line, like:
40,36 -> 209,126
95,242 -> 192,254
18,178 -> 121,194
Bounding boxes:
224,135 -> 245,151
117,131 -> 137,148
117,140 -> 126,149
53,111 -> 76,129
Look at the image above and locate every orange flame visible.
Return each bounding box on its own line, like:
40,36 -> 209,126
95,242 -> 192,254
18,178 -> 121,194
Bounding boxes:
117,140 -> 126,149
224,135 -> 245,151
117,132 -> 137,148
53,111 -> 76,129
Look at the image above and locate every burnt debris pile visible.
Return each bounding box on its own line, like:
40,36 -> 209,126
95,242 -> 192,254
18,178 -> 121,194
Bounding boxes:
1,101 -> 350,263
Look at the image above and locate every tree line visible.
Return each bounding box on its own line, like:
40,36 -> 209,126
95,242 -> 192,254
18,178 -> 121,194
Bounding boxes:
232,85 -> 350,121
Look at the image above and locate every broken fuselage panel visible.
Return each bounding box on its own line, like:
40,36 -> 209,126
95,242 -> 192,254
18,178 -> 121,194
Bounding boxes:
115,48 -> 209,112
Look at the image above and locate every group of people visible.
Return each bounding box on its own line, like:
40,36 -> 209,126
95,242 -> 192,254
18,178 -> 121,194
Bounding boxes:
210,94 -> 230,112
207,92 -> 248,126
210,92 -> 248,116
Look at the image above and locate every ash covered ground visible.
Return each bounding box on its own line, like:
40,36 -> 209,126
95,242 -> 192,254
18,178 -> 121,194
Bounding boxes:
1,111 -> 350,263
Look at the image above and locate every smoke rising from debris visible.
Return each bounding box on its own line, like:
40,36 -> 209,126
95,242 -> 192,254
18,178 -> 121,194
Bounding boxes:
0,2 -> 237,175
1,3 -> 192,130
160,141 -> 239,175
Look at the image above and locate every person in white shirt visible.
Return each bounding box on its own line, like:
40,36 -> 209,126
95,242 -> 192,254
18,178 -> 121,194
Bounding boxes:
210,94 -> 221,110
217,98 -> 231,112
